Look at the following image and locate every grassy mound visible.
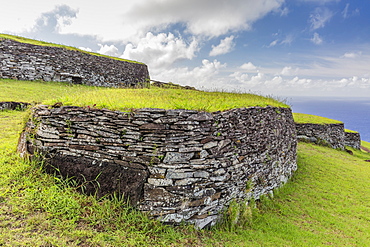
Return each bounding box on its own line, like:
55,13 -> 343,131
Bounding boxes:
0,79 -> 288,112
293,113 -> 343,125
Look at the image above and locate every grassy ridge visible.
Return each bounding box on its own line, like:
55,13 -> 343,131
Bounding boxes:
293,113 -> 343,125
1,79 -> 288,111
0,33 -> 143,64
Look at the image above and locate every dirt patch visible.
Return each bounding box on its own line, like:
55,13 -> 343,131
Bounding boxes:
361,146 -> 370,153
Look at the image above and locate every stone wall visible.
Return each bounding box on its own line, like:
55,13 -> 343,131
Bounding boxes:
0,38 -> 149,87
0,101 -> 30,111
295,123 -> 345,149
345,132 -> 361,149
18,105 -> 297,229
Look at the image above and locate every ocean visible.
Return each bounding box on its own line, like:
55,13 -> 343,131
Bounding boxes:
288,97 -> 370,143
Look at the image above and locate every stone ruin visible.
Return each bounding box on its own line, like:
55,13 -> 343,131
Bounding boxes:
18,105 -> 298,229
0,38 -> 149,87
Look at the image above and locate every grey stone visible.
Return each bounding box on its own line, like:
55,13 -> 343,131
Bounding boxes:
187,112 -> 214,121
147,178 -> 173,186
192,215 -> 218,229
175,178 -> 201,186
203,141 -> 218,149
193,171 -> 210,178
178,146 -> 203,153
163,152 -> 194,163
166,170 -> 194,179
200,150 -> 209,159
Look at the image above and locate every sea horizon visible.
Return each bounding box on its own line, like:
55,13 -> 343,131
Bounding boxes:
286,96 -> 370,143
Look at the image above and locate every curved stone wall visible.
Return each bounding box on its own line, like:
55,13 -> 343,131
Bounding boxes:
18,105 -> 297,228
0,39 -> 149,87
295,123 -> 345,149
345,132 -> 361,149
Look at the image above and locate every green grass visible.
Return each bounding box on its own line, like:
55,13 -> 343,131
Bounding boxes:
293,113 -> 343,124
1,79 -> 288,111
1,110 -> 370,246
0,33 -> 143,64
345,129 -> 358,133
1,80 -> 370,246
362,140 -> 370,149
210,143 -> 370,246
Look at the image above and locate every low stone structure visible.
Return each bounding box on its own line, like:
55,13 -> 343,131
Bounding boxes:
0,38 -> 149,87
18,105 -> 297,228
295,123 -> 345,149
0,101 -> 30,111
344,131 -> 361,149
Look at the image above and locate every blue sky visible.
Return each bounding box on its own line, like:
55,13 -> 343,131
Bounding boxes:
1,0 -> 370,97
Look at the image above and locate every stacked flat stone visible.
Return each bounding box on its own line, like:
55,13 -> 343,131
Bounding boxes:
19,105 -> 297,229
0,101 -> 30,111
0,39 -> 149,87
344,132 -> 361,149
295,123 -> 361,150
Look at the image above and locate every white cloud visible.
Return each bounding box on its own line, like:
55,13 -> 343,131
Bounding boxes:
229,70 -> 370,97
124,0 -> 285,38
280,66 -> 299,76
268,39 -> 279,48
78,46 -> 92,52
342,52 -> 362,58
281,34 -> 294,45
152,59 -> 227,89
240,62 -> 257,71
278,7 -> 289,16
342,3 -> 350,19
342,3 -> 360,19
311,32 -> 323,45
209,36 -> 235,56
230,71 -> 249,84
309,7 -> 333,30
0,2 -> 59,34
122,32 -> 199,70
302,0 -> 340,3
97,44 -> 119,57
267,35 -> 293,47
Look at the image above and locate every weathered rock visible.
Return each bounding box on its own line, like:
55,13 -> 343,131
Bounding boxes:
163,152 -> 194,163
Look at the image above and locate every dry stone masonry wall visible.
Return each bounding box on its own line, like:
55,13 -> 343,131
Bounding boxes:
345,132 -> 361,149
295,123 -> 346,149
0,38 -> 149,87
19,105 -> 297,229
0,101 -> 30,111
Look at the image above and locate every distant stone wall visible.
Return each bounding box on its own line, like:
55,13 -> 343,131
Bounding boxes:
0,101 -> 30,111
0,38 -> 149,87
345,132 -> 361,149
295,123 -> 345,149
18,105 -> 297,229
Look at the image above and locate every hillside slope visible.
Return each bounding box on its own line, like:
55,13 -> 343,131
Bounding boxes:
1,108 -> 370,246
1,79 -> 369,245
